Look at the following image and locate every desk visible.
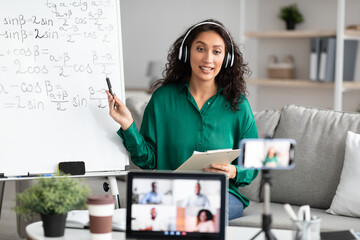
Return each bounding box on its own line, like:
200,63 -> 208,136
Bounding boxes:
26,221 -> 293,240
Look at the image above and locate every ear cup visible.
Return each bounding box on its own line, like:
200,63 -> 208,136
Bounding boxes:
184,45 -> 189,63
179,45 -> 189,63
222,52 -> 231,69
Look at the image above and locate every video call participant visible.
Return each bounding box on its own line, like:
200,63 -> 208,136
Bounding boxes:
194,209 -> 215,233
182,182 -> 210,208
106,19 -> 258,220
262,146 -> 278,168
140,181 -> 163,204
139,207 -> 166,231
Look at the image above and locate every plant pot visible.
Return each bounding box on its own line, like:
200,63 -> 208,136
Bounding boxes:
286,20 -> 296,30
41,213 -> 67,237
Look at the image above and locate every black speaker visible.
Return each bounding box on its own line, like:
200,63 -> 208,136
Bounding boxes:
58,161 -> 85,175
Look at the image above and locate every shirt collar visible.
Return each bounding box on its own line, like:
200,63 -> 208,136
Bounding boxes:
178,83 -> 189,93
178,83 -> 224,95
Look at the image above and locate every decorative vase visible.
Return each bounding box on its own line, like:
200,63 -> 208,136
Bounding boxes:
41,213 -> 67,237
286,20 -> 296,30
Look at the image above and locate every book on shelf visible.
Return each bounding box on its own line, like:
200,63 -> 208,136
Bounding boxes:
320,37 -> 336,82
309,37 -> 358,82
309,38 -> 321,81
343,40 -> 358,81
66,208 -> 126,231
318,38 -> 328,81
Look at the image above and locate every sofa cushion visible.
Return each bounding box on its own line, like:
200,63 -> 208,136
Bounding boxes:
327,131 -> 360,217
239,109 -> 281,203
230,202 -> 360,232
126,97 -> 148,131
268,105 -> 360,209
254,109 -> 281,139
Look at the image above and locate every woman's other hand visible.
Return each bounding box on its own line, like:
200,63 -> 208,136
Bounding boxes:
106,90 -> 133,130
203,163 -> 237,179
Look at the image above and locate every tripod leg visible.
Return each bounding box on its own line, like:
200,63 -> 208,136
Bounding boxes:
265,230 -> 278,240
250,230 -> 263,240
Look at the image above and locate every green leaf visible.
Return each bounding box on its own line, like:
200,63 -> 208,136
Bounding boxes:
278,4 -> 304,24
14,174 -> 91,220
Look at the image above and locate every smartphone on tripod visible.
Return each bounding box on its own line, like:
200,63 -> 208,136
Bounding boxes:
239,138 -> 296,240
239,138 -> 296,170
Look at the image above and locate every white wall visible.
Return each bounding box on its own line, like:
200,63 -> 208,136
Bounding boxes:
120,0 -> 241,89
120,0 -> 360,112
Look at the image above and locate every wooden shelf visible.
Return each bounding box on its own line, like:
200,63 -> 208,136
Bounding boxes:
245,30 -> 336,39
343,82 -> 360,91
345,30 -> 360,37
344,30 -> 360,40
247,78 -> 360,91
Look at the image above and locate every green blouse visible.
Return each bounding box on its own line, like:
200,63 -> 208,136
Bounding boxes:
118,83 -> 258,208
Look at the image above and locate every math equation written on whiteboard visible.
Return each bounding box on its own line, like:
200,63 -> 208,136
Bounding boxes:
0,0 -> 123,112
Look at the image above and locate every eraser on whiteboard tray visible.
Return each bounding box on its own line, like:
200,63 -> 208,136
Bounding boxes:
58,161 -> 85,175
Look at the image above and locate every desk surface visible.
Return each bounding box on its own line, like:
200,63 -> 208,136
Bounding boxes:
26,221 -> 293,240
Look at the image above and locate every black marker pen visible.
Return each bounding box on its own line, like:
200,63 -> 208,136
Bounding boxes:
106,77 -> 116,108
106,77 -> 113,96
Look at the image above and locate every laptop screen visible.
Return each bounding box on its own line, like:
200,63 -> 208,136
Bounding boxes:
126,171 -> 227,240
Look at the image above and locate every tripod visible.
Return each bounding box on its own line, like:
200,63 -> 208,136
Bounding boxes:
250,170 -> 277,240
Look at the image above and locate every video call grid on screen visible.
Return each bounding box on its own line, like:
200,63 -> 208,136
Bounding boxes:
126,172 -> 226,239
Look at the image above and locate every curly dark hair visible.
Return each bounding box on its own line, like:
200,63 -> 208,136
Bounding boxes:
197,209 -> 214,224
151,19 -> 251,112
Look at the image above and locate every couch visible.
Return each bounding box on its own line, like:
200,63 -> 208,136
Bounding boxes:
126,97 -> 360,232
13,98 -> 360,237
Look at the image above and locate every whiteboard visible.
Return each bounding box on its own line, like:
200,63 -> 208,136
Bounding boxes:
0,0 -> 129,176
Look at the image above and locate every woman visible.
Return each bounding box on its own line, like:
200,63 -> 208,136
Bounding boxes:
106,19 -> 258,220
263,146 -> 278,168
194,209 -> 215,233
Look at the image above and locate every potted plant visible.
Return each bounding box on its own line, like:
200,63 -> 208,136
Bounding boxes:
278,4 -> 304,30
14,173 -> 91,237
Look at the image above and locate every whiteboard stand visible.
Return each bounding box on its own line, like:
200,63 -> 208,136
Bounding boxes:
107,176 -> 121,209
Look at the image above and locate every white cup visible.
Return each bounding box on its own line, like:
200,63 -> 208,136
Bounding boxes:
87,195 -> 115,240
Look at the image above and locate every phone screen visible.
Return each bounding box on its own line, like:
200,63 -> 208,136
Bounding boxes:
239,138 -> 296,169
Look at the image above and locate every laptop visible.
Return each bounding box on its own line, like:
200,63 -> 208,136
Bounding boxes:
126,171 -> 227,240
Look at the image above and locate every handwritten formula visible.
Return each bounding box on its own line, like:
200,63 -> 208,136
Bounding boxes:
0,0 -> 123,112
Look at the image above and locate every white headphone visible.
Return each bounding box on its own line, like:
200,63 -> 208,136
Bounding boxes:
178,21 -> 235,68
